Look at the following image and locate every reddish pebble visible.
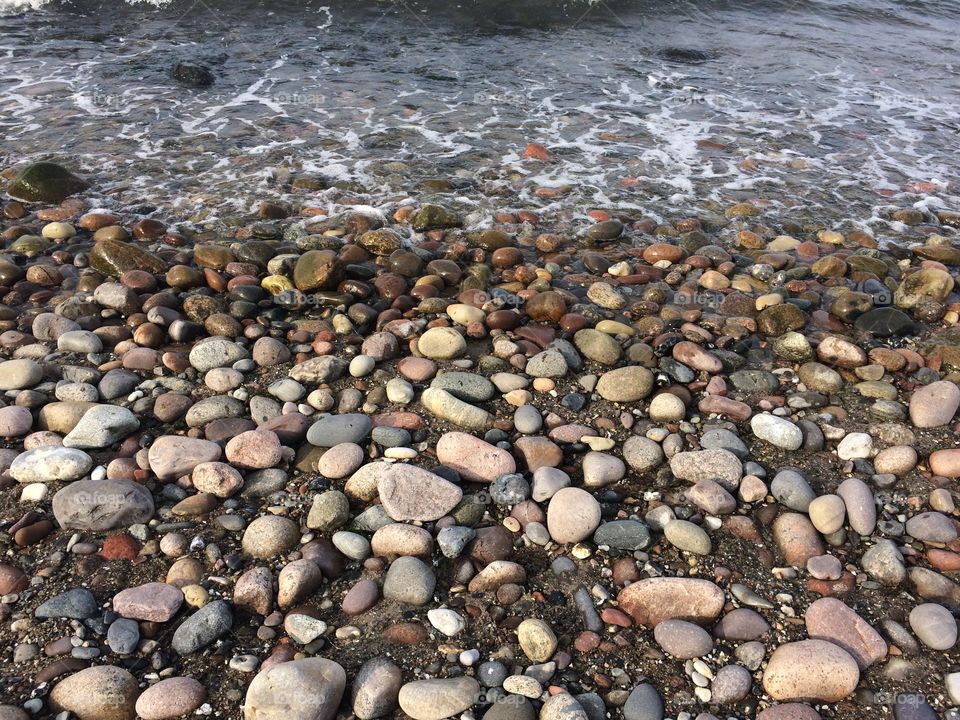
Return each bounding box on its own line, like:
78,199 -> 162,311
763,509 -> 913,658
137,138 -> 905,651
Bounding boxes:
120,269 -> 156,292
342,579 -> 380,616
0,563 -> 29,594
101,533 -> 141,561
523,143 -> 552,161
806,572 -> 856,597
600,608 -> 633,627
575,631 -> 601,652
558,313 -> 587,332
698,395 -> 752,421
927,549 -> 960,571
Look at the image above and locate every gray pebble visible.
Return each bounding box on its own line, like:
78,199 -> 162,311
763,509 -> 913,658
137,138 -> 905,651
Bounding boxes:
171,600 -> 232,655
594,520 -> 651,551
107,618 -> 140,654
490,473 -> 530,505
437,526 -> 476,558
514,405 -> 543,434
623,683 -> 663,720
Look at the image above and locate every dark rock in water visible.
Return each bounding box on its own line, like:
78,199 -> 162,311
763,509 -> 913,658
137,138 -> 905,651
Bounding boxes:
656,47 -> 716,63
855,307 -> 918,337
757,303 -> 808,336
412,204 -> 461,231
90,238 -> 167,276
358,229 -> 402,256
583,219 -> 623,245
293,249 -> 343,291
8,162 -> 88,203
172,63 -> 214,87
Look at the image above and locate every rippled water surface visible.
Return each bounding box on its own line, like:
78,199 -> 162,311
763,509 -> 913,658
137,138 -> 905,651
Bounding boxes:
1,0 -> 959,229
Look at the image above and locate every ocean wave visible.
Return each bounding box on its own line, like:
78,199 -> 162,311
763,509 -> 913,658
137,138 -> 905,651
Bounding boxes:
0,0 -> 606,17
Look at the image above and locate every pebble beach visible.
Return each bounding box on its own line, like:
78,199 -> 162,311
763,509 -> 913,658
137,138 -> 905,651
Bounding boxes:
0,155 -> 959,720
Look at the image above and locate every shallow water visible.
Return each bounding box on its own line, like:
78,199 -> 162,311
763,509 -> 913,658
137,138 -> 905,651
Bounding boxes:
1,0 -> 959,231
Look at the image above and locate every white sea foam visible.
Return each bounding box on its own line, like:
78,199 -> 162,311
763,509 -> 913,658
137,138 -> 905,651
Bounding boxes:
1,0 -> 957,229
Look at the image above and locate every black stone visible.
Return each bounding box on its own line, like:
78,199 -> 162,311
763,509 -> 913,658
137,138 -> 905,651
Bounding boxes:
855,307 -> 918,337
172,63 -> 214,87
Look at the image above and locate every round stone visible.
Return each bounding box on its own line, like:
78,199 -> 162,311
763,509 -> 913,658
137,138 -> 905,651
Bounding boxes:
318,443 -> 365,479
648,393 -> 686,422
910,380 -> 960,428
136,678 -> 207,720
516,618 -> 557,662
382,556 -> 435,606
808,494 -> 846,535
0,406 -> 33,437
49,666 -> 139,720
547,487 -> 601,543
352,657 -> 402,719
397,677 -> 480,720
582,452 -> 625,488
653,619 -> 713,658
241,516 -> 300,559
417,327 -> 467,360
909,603 -> 958,650
436,432 -> 515,483
10,446 -> 93,483
243,658 -> 345,720
617,577 -> 725,628
514,405 -> 543,434
762,640 -> 859,702
664,519 -> 712,555
595,366 -> 653,401
711,665 -> 752,705
225,430 -> 282,469
751,413 -> 803,450
622,436 -> 665,474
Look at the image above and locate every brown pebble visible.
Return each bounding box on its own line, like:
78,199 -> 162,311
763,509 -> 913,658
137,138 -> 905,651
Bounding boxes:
383,622 -> 428,645
14,519 -> 53,546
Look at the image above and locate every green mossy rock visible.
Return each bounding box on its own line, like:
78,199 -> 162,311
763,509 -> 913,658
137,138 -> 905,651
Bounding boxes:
90,239 -> 166,276
8,162 -> 88,203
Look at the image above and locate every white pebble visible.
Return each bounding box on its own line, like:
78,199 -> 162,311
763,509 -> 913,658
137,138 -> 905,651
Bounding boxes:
459,649 -> 480,666
349,355 -> 376,378
20,483 -> 47,502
